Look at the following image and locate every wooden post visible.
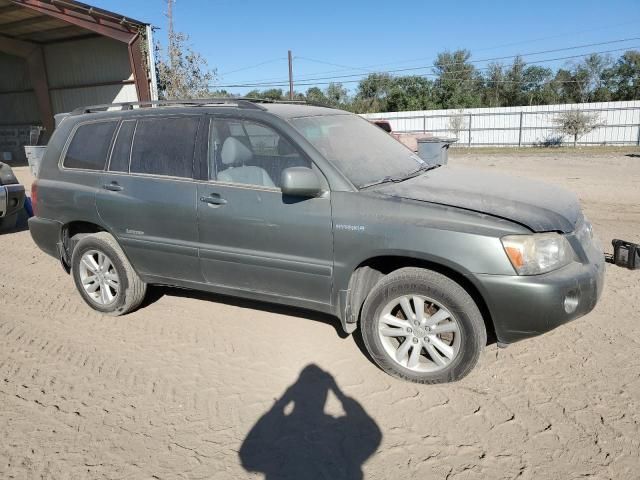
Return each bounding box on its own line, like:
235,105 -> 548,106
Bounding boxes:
467,114 -> 472,146
288,50 -> 294,100
518,111 -> 524,147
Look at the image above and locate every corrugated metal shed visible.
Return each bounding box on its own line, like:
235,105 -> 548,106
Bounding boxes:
0,0 -> 156,163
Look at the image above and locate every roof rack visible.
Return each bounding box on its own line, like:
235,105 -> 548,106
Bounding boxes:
70,98 -> 272,115
245,99 -> 308,105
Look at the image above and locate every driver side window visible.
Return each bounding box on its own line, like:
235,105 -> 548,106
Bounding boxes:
208,118 -> 310,188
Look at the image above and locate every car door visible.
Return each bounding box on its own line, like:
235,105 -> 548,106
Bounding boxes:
96,115 -> 205,283
196,116 -> 334,304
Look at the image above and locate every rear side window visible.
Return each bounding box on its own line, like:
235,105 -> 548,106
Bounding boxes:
109,120 -> 136,172
63,121 -> 117,170
130,117 -> 199,178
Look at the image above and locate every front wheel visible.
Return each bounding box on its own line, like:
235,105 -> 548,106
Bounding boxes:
360,267 -> 486,384
71,232 -> 147,315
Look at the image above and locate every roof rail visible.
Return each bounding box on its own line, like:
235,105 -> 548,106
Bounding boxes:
244,98 -> 308,105
70,98 -> 270,115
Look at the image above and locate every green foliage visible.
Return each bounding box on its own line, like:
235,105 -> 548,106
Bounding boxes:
433,50 -> 483,109
201,49 -> 639,112
609,50 -> 640,100
553,110 -> 602,147
155,31 -> 215,100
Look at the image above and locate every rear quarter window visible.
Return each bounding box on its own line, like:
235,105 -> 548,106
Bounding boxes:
63,121 -> 118,170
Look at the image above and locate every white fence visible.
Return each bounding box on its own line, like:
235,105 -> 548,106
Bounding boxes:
362,100 -> 640,147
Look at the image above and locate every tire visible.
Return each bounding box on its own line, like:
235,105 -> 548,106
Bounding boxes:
360,267 -> 486,384
71,232 -> 147,316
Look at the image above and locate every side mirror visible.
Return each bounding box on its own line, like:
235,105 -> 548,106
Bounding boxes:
281,167 -> 322,197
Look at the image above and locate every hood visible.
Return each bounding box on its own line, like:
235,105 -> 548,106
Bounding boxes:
374,167 -> 580,233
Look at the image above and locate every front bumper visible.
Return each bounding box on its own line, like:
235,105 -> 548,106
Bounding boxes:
474,251 -> 605,345
0,184 -> 25,218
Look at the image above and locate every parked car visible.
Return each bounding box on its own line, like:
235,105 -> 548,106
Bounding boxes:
29,99 -> 605,383
371,119 -> 393,133
0,162 -> 26,232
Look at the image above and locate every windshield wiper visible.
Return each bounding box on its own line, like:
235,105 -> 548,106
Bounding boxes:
359,163 -> 440,189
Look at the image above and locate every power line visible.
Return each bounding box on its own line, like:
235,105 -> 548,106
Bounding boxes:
210,44 -> 639,89
216,37 -> 640,87
227,20 -> 640,85
295,56 -> 375,74
218,57 -> 287,77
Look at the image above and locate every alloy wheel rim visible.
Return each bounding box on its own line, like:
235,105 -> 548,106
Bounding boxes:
377,294 -> 461,373
79,249 -> 120,306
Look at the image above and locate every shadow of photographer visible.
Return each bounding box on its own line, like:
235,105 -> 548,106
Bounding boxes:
239,364 -> 382,480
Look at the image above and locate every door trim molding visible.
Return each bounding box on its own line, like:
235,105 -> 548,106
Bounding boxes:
199,247 -> 332,277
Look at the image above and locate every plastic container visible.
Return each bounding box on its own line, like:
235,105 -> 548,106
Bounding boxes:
417,137 -> 458,166
612,239 -> 639,270
24,145 -> 47,177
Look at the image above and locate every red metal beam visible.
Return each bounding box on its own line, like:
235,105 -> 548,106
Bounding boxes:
10,0 -> 137,43
26,45 -> 54,133
128,33 -> 151,102
0,34 -> 54,133
48,78 -> 135,91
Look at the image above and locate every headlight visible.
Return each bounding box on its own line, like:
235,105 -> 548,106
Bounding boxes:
501,233 -> 575,275
575,217 -> 594,245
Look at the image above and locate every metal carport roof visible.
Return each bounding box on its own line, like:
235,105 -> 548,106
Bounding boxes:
0,0 -> 153,134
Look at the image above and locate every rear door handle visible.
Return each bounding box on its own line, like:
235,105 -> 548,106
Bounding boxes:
200,194 -> 227,206
103,182 -> 123,192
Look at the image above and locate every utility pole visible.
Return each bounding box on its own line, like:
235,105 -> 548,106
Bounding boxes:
288,50 -> 294,100
167,0 -> 174,69
166,0 -> 176,99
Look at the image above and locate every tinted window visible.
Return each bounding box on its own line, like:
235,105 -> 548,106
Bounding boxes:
209,119 -> 310,187
109,120 -> 136,172
130,117 -> 199,178
63,121 -> 117,170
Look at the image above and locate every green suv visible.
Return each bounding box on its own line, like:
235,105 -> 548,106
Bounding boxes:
28,99 -> 605,383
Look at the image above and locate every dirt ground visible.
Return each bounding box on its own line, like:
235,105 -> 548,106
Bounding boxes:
1,149 -> 639,479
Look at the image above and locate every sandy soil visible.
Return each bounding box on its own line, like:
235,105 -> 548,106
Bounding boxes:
1,150 -> 639,479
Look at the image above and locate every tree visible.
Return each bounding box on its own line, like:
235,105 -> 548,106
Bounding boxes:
484,62 -> 505,107
155,0 -> 215,99
433,50 -> 483,109
305,87 -> 329,105
325,82 -> 348,105
502,56 -> 527,106
201,48 -> 639,111
448,110 -> 466,138
554,110 -> 602,147
609,50 -> 640,100
260,88 -> 285,100
386,76 -> 435,111
522,66 -> 554,105
353,73 -> 394,112
570,53 -> 613,102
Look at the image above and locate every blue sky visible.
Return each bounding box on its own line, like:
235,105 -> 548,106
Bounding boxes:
93,0 -> 640,94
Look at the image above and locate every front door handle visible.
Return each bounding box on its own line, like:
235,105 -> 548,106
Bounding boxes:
103,182 -> 123,192
200,194 -> 227,206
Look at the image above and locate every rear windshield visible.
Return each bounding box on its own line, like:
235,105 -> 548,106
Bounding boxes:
289,114 -> 422,188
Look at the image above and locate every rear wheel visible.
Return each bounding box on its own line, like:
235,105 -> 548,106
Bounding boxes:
71,232 -> 146,315
360,267 -> 486,384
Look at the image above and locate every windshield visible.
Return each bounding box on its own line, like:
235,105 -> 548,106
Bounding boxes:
290,114 -> 425,188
